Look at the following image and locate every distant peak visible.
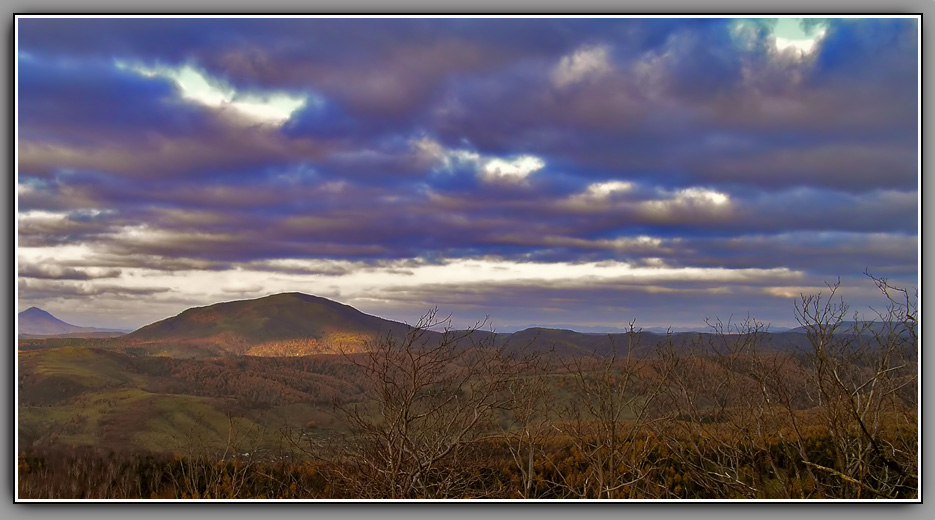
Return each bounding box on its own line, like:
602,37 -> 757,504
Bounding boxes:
20,306 -> 51,315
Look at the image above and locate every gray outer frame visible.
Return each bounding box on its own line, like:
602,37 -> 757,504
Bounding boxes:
5,2 -> 930,519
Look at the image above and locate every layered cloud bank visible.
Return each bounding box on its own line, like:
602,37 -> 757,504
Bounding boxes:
16,17 -> 918,330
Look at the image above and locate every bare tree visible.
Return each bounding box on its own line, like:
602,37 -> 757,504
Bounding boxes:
793,275 -> 918,498
500,350 -> 556,498
548,322 -> 670,499
651,317 -> 778,498
328,309 -> 516,499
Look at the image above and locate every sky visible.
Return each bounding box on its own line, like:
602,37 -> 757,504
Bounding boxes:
15,16 -> 919,332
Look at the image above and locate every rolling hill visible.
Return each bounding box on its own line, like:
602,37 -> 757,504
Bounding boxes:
118,292 -> 418,356
17,292 -> 916,473
786,320 -> 916,336
111,292 -> 676,358
22,292 -> 824,358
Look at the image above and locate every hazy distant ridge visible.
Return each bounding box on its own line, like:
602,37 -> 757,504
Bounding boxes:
18,307 -> 128,337
23,293 -> 907,357
101,292 -> 816,358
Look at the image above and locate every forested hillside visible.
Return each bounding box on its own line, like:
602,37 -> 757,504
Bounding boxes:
18,280 -> 918,500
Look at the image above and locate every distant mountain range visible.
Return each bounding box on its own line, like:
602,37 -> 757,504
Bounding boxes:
785,321 -> 915,335
18,293 -> 912,358
497,324 -> 794,334
85,293 -> 820,358
18,307 -> 128,338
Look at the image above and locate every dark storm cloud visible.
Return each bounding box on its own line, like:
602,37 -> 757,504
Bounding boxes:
16,16 -> 918,327
18,262 -> 122,281
18,55 -> 338,182
20,18 -> 561,126
650,19 -> 747,101
810,18 -> 918,87
66,254 -> 228,273
425,18 -> 917,192
673,232 -> 918,278
18,278 -> 171,300
17,18 -> 242,63
18,17 -> 918,189
17,207 -> 127,247
194,18 -> 662,122
237,260 -> 353,277
18,166 -> 916,272
361,276 -> 809,329
357,263 -> 912,330
681,142 -> 917,192
419,183 -> 914,241
17,58 -> 190,144
18,121 -> 335,181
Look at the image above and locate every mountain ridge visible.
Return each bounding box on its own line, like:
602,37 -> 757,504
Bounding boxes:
24,292 -> 888,358
18,307 -> 127,337
107,292 -> 819,358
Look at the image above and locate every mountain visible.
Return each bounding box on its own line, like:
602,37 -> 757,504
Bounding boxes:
498,323 -> 796,334
497,323 -> 632,334
28,293 -> 882,359
786,321 -> 915,336
117,292 -> 645,358
120,292 -> 417,356
18,307 -> 127,337
63,292 -> 818,358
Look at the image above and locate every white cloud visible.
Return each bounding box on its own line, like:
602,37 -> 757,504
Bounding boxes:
642,186 -> 731,216
567,180 -> 634,206
480,155 -> 545,183
18,244 -> 97,264
412,136 -> 446,162
18,208 -> 116,222
16,249 -> 804,329
673,187 -> 729,206
585,180 -> 634,198
563,182 -> 731,216
729,18 -> 828,56
497,233 -> 669,253
762,285 -> 830,299
229,93 -> 308,124
551,44 -> 613,89
412,136 -> 480,170
774,34 -> 824,55
19,210 -> 69,221
411,137 -> 545,185
772,18 -> 827,55
621,235 -> 663,247
102,224 -> 236,250
115,61 -> 308,125
217,257 -> 799,297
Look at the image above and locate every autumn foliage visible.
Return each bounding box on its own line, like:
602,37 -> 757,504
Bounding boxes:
18,276 -> 918,500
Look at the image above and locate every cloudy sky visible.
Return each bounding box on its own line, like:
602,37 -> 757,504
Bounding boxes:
16,16 -> 919,331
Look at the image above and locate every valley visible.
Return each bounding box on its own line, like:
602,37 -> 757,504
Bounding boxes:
16,291 -> 919,500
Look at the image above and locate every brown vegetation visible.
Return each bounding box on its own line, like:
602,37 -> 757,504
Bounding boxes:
18,275 -> 918,500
